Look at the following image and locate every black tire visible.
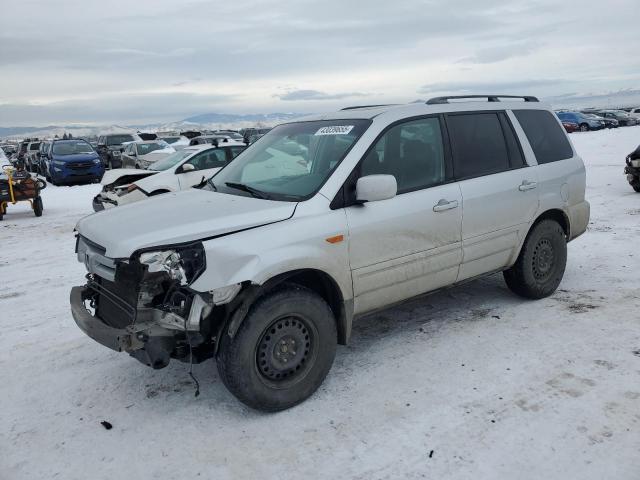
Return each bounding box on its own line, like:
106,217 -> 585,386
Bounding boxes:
33,197 -> 43,217
579,123 -> 589,132
216,285 -> 337,411
504,219 -> 567,299
633,184 -> 640,193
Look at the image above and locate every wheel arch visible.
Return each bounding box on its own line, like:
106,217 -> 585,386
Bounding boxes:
532,208 -> 570,239
222,268 -> 352,349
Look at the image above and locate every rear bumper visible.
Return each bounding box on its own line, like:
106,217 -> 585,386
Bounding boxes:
568,200 -> 590,240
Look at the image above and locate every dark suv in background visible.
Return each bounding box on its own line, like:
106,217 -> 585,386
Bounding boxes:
96,133 -> 137,169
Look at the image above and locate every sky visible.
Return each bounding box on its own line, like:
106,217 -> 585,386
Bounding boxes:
1,0 -> 639,126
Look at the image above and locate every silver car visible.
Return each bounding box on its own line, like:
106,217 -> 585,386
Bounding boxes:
120,140 -> 176,169
71,94 -> 589,411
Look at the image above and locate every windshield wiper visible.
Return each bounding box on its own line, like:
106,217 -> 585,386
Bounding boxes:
207,178 -> 217,191
225,182 -> 271,199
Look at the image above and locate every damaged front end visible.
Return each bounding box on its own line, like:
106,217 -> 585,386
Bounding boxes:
71,236 -> 236,369
93,172 -> 155,212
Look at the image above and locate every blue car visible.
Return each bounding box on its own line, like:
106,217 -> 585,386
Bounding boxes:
556,112 -> 605,132
43,139 -> 104,185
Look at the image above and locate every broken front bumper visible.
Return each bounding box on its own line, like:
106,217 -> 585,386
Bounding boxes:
71,286 -> 129,351
70,285 -> 177,369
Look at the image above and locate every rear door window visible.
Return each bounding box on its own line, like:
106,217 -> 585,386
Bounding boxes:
446,113 -> 510,179
514,110 -> 573,164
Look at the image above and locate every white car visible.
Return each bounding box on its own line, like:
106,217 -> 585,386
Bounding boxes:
120,140 -> 176,169
72,95 -> 590,411
628,107 -> 640,120
92,141 -> 246,211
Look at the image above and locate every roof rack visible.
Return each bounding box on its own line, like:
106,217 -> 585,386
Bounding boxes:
426,95 -> 539,105
340,104 -> 397,111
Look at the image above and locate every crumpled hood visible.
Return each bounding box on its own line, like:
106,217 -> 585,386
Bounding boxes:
76,189 -> 297,258
100,168 -> 156,186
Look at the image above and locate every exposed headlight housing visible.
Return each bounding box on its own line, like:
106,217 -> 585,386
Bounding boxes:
112,150 -> 121,156
138,243 -> 206,285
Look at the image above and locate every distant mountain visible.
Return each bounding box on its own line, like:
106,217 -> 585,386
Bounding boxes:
182,112 -> 303,124
0,112 -> 307,141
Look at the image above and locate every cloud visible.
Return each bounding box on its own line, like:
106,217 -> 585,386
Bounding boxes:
456,42 -> 541,64
418,78 -> 570,96
0,92 -> 241,126
274,90 -> 370,101
1,0 -> 639,124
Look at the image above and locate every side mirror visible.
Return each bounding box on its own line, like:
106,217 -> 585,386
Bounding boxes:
355,174 -> 397,203
180,163 -> 195,173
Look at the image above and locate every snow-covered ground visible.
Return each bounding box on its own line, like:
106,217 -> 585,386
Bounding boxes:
2,127 -> 639,479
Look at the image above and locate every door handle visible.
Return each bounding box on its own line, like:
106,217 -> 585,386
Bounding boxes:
433,199 -> 459,212
518,180 -> 537,191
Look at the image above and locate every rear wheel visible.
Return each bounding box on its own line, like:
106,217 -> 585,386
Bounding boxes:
33,197 -> 43,217
504,219 -> 567,299
216,285 -> 337,411
633,184 -> 640,193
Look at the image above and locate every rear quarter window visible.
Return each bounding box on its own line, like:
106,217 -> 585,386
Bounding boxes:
446,112 -> 510,179
514,110 -> 573,164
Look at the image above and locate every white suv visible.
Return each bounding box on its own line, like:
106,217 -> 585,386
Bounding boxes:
71,95 -> 590,411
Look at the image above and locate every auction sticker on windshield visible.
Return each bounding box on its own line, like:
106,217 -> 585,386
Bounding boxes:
315,125 -> 354,136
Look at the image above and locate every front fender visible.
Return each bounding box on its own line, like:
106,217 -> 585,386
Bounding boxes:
189,208 -> 353,301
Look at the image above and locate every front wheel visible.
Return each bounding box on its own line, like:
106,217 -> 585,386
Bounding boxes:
33,197 -> 43,217
216,285 -> 337,411
633,184 -> 640,193
579,123 -> 589,132
504,219 -> 567,299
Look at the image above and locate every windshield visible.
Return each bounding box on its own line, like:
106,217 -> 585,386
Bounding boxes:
208,119 -> 370,201
52,141 -> 95,155
148,149 -> 194,171
137,142 -> 169,155
159,137 -> 180,144
107,135 -> 135,145
29,143 -> 41,150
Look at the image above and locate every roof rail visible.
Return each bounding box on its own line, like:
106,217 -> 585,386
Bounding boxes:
426,95 -> 539,105
340,104 -> 396,111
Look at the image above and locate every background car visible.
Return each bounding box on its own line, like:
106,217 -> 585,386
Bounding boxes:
36,140 -> 53,174
581,112 -> 618,128
628,107 -> 640,120
188,135 -> 233,146
556,111 -> 604,131
561,121 -> 579,133
588,109 -> 637,126
93,141 -> 246,210
241,127 -> 272,144
43,139 -> 104,185
120,140 -> 176,169
213,130 -> 245,141
25,141 -> 42,172
157,135 -> 191,150
96,133 -> 139,169
1,144 -> 17,158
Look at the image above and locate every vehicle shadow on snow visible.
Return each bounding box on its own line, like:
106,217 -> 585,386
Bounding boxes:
96,273 -> 527,417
